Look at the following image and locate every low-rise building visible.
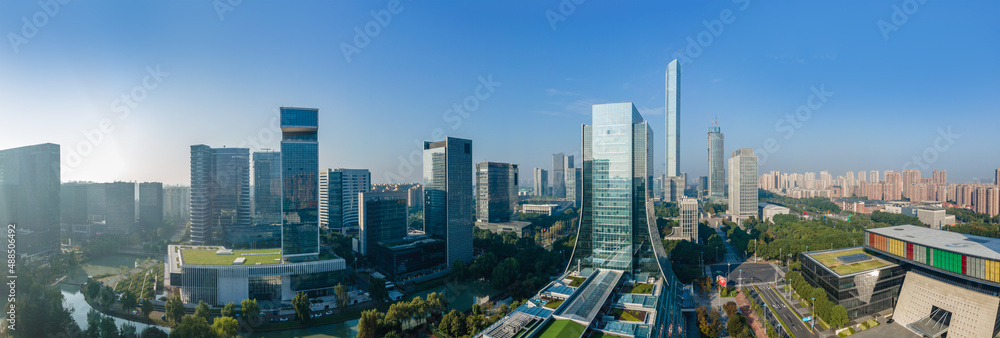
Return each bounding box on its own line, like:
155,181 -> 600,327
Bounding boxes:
475,221 -> 533,237
800,247 -> 905,320
372,235 -> 448,283
521,204 -> 559,216
757,203 -> 791,223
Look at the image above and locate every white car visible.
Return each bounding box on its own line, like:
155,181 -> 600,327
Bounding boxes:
279,317 -> 289,322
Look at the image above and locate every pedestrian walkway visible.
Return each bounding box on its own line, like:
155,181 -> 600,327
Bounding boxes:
735,290 -> 769,338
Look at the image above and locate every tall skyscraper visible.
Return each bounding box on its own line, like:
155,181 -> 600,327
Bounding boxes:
163,185 -> 190,223
105,182 -> 136,236
568,102 -> 684,336
995,168 -> 1000,186
552,153 -> 568,198
871,170 -> 880,183
728,148 -> 758,225
475,162 -> 518,223
708,125 -> 725,197
666,59 -> 681,177
189,145 -> 251,244
358,190 -> 408,256
698,176 -> 709,197
319,168 -> 371,233
280,107 -> 320,261
533,168 -> 548,197
253,151 -> 281,225
0,143 -> 60,258
679,198 -> 699,242
566,167 -> 582,208
423,137 -> 473,264
138,182 -> 163,231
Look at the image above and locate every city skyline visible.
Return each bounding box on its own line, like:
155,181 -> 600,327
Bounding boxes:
1,2 -> 997,186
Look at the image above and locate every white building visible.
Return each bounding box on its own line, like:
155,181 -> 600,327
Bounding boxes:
679,198 -> 699,242
758,203 -> 791,223
728,148 -> 758,225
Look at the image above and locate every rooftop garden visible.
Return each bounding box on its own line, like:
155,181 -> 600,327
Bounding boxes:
539,320 -> 586,338
810,248 -> 889,275
544,299 -> 565,309
567,276 -> 587,287
609,308 -> 647,322
621,283 -> 653,294
181,248 -> 281,265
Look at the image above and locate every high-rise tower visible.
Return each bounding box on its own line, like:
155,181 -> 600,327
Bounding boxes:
423,137 -> 473,264
280,107 -> 320,261
666,59 -> 681,178
708,125 -> 725,197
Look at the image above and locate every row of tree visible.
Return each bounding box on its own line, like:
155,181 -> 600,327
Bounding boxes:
356,292 -> 454,338
454,227 -> 574,299
783,270 -> 849,329
948,207 -> 1000,224
759,190 -> 842,214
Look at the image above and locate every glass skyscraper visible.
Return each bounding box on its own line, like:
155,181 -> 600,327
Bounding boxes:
665,59 -> 681,178
189,145 -> 251,244
423,137 -> 473,264
475,162 -> 518,223
0,143 -> 60,258
253,151 -> 281,226
708,125 -> 725,197
280,107 -> 320,260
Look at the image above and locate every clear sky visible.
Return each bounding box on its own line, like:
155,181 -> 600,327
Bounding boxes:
1,1 -> 997,186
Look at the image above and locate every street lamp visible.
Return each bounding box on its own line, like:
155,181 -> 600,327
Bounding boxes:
811,297 -> 816,332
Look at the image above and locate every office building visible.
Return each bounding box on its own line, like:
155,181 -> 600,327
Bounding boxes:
666,60 -> 680,177
372,234 -> 447,282
728,148 -> 758,225
189,145 -> 251,244
800,247 -> 904,321
533,168 -> 548,197
0,143 -> 60,258
105,182 -> 136,237
358,191 -> 407,256
138,182 -> 163,231
423,137 -> 473,264
319,168 -> 371,233
475,162 -> 518,223
708,125 -> 725,197
567,167 -> 582,207
484,102 -> 683,338
253,151 -> 281,225
698,176 -> 708,198
163,185 -> 190,223
552,153 -> 567,198
279,107 -> 320,260
679,198 -> 698,242
371,183 -> 423,210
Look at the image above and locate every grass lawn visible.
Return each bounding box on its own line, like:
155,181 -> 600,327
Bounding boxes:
567,276 -> 587,287
609,308 -> 646,322
539,320 -> 586,338
544,299 -> 565,309
838,327 -> 856,337
866,319 -> 879,327
809,249 -> 889,275
181,248 -> 282,265
622,283 -> 653,294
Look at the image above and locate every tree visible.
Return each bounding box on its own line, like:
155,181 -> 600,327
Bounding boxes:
121,323 -> 138,338
293,292 -> 311,322
829,304 -> 849,328
357,309 -> 383,338
241,298 -> 260,323
99,314 -> 119,338
472,303 -> 481,316
491,257 -> 520,289
467,314 -> 486,336
121,290 -> 138,313
140,326 -> 169,338
141,298 -> 154,317
86,280 -> 101,300
370,277 -> 389,304
452,259 -> 469,280
194,300 -> 211,321
221,301 -> 236,318
696,306 -> 723,338
210,316 -> 239,338
727,315 -> 746,338
100,285 -> 116,308
440,310 -> 466,337
426,292 -> 448,314
723,301 -> 738,317
86,309 -> 102,337
334,283 -> 348,308
165,294 -> 185,323
170,316 -> 211,338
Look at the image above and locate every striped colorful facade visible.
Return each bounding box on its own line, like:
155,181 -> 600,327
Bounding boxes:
866,231 -> 1000,284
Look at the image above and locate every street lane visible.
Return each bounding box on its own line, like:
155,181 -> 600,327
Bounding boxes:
759,284 -> 815,338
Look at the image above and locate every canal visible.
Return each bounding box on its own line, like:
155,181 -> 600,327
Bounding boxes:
63,254 -> 169,333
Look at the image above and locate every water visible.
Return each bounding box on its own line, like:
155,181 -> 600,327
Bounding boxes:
61,254 -> 169,333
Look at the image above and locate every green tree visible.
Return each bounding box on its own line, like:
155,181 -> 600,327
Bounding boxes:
86,309 -> 102,337
727,315 -> 746,338
491,258 -> 520,289
140,326 -> 169,338
452,259 -> 469,280
472,303 -> 481,316
99,314 -> 119,338
696,306 -> 723,338
293,292 -> 311,322
829,304 -> 849,328
467,313 -> 486,336
357,309 -> 383,338
121,290 -> 138,313
210,316 -> 239,338
440,310 -> 466,337
142,298 -> 154,317
86,280 -> 101,300
121,323 -> 138,338
170,316 -> 211,338
165,294 -> 185,323
194,300 -> 211,321
100,284 -> 116,308
220,301 -> 236,318
426,292 -> 448,314
241,298 -> 260,323
723,301 -> 738,317
334,283 -> 348,308
369,277 -> 389,304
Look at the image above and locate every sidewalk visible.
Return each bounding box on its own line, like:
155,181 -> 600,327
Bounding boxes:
735,290 -> 768,338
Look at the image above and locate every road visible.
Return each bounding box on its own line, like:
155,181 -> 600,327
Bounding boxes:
758,284 -> 816,338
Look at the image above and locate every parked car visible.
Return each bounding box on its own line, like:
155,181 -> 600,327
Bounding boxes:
269,318 -> 277,323
325,310 -> 333,316
279,317 -> 289,322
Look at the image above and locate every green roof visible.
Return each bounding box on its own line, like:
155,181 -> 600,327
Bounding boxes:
181,248 -> 282,265
539,320 -> 586,338
809,248 -> 890,275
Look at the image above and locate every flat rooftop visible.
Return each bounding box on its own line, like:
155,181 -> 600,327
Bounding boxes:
181,248 -> 282,265
868,225 -> 1000,260
805,247 -> 893,276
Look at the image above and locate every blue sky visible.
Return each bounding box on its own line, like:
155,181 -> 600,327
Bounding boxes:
0,0 -> 997,185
